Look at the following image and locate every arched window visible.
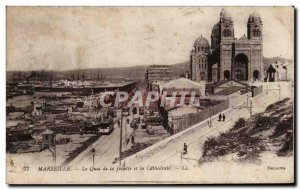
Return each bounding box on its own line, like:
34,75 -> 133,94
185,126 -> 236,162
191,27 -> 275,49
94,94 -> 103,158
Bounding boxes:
252,25 -> 261,37
257,30 -> 261,37
224,70 -> 230,80
200,72 -> 206,80
223,26 -> 231,37
253,70 -> 259,80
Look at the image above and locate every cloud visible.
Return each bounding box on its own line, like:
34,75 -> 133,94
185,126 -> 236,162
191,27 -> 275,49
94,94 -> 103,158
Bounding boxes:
6,7 -> 294,71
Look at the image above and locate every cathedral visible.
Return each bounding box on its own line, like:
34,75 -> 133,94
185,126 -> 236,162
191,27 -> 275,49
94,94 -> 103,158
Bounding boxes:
190,8 -> 264,82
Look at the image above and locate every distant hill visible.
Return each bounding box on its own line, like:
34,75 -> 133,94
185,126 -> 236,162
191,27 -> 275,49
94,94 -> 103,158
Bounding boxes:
59,65 -> 148,81
262,56 -> 293,70
6,56 -> 293,81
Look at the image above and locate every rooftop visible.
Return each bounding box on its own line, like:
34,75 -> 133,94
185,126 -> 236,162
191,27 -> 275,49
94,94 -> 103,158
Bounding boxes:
41,129 -> 55,135
160,77 -> 204,89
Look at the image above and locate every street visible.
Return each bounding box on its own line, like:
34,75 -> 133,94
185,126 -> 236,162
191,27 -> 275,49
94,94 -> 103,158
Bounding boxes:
71,82 -> 290,168
125,86 -> 287,167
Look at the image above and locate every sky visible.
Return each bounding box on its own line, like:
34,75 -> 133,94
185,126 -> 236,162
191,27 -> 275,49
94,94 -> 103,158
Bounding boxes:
6,6 -> 294,71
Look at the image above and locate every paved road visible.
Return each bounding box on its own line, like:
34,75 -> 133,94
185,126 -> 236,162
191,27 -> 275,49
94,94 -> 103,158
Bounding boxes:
71,83 -> 288,168
70,121 -> 120,167
125,88 -> 284,167
70,113 -> 138,167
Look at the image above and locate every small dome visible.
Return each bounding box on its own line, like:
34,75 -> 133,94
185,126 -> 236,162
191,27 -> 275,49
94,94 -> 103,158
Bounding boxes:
248,11 -> 262,23
194,35 -> 209,46
220,8 -> 232,20
239,34 -> 247,40
250,11 -> 261,18
211,23 -> 220,36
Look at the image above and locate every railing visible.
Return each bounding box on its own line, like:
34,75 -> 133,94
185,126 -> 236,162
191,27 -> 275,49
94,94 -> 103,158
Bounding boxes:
169,100 -> 229,134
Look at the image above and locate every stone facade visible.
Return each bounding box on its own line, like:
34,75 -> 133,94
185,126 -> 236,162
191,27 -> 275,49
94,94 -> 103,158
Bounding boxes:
191,8 -> 264,82
145,65 -> 174,83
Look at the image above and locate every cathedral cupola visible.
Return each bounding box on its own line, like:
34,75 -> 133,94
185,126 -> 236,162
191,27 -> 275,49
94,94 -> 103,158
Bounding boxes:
220,8 -> 233,23
194,35 -> 210,54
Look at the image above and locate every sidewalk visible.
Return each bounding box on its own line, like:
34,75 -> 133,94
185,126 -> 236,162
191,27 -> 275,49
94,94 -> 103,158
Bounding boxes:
125,88 -> 285,166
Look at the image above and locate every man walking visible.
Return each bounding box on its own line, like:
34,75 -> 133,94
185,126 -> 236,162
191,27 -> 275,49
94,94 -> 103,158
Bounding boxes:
183,143 -> 188,155
222,114 -> 226,122
219,114 -> 222,121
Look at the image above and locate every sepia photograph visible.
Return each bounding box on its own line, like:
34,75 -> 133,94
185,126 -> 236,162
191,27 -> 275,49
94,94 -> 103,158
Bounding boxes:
5,6 -> 295,184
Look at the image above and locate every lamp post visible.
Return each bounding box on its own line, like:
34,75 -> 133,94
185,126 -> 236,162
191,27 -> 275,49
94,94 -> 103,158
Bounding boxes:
278,84 -> 281,101
249,100 -> 252,117
246,94 -> 249,107
91,148 -> 96,167
209,107 -> 212,127
119,108 -> 123,166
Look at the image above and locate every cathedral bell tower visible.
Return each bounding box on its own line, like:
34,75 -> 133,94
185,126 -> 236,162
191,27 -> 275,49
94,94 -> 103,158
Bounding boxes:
219,8 -> 234,40
190,35 -> 210,82
247,12 -> 263,40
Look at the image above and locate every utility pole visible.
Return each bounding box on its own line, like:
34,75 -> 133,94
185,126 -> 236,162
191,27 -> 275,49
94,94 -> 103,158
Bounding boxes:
209,107 -> 212,127
48,144 -> 56,164
54,145 -> 56,164
249,100 -> 252,117
125,115 -> 128,145
91,148 -> 95,167
181,152 -> 182,165
119,108 -> 123,166
278,84 -> 281,101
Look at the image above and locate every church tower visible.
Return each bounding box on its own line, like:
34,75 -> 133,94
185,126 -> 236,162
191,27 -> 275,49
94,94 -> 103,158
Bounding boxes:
219,8 -> 235,40
190,35 -> 210,81
219,8 -> 234,81
247,12 -> 263,40
247,12 -> 264,81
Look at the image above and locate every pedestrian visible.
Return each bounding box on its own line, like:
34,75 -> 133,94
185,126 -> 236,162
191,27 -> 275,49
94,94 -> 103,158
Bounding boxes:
222,114 -> 226,122
207,120 -> 210,127
131,135 -> 135,144
219,114 -> 222,121
118,120 -> 121,128
183,143 -> 188,155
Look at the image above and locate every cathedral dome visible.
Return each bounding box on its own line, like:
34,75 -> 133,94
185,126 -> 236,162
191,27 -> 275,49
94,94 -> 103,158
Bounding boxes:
211,23 -> 220,37
248,11 -> 262,23
194,35 -> 209,47
220,8 -> 232,21
249,11 -> 261,18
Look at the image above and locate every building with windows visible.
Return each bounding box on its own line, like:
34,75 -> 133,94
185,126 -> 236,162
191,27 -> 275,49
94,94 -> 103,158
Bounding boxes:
191,8 -> 264,82
266,61 -> 289,82
145,65 -> 174,83
145,65 -> 175,91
